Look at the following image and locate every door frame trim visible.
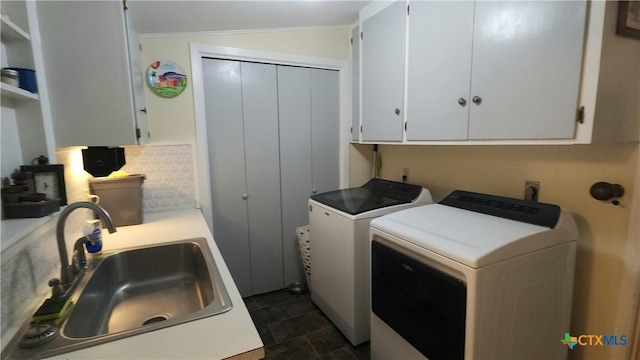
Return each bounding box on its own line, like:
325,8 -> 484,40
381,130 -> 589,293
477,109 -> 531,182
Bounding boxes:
190,43 -> 350,232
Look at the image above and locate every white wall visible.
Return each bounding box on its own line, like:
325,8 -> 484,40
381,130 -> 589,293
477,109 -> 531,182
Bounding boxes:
139,27 -> 352,142
373,142 -> 639,360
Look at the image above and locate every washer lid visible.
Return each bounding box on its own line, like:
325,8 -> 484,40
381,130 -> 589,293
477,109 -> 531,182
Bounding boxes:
370,204 -> 578,268
310,179 -> 424,215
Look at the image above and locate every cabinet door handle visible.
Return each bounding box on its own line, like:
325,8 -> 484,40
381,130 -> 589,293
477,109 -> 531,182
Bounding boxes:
472,96 -> 482,105
394,108 -> 401,116
458,98 -> 467,107
241,193 -> 248,200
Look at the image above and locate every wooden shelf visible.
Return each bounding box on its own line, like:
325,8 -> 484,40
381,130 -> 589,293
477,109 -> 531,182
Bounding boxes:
0,82 -> 38,102
0,14 -> 30,42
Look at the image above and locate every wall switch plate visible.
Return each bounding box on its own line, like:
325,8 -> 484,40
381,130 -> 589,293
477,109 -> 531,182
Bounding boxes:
525,181 -> 540,202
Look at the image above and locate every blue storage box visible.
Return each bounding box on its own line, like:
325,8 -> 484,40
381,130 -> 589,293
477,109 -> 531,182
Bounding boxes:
7,67 -> 37,93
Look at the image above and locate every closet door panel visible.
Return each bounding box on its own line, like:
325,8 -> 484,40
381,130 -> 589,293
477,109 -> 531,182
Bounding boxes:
241,62 -> 284,294
311,69 -> 340,194
278,66 -> 312,286
202,58 -> 251,296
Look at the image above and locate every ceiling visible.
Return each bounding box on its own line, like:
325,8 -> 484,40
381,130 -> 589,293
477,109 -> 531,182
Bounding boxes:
128,1 -> 371,35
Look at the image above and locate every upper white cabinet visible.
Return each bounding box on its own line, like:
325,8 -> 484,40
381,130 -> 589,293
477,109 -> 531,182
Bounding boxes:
36,0 -> 148,147
361,1 -> 405,142
1,0 -> 56,178
358,0 -> 639,145
123,1 -> 149,144
467,1 -> 586,140
351,26 -> 360,142
406,1 -> 474,141
407,1 -> 586,141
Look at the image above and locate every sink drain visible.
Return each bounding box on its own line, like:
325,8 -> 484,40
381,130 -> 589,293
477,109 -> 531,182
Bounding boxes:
19,324 -> 59,348
142,314 -> 170,326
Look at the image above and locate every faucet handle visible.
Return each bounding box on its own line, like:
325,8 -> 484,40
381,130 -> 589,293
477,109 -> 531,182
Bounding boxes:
72,236 -> 90,272
48,278 -> 65,298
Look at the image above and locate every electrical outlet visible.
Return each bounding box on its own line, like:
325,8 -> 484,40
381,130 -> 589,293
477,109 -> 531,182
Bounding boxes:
524,181 -> 540,202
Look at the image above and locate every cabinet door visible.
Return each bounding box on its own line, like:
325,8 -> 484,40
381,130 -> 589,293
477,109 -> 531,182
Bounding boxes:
278,65 -> 312,287
311,68 -> 340,195
241,62 -> 284,295
202,58 -> 251,296
123,4 -> 149,144
468,1 -> 586,140
406,1 -> 474,140
351,26 -> 360,142
37,1 -> 139,146
361,1 -> 406,142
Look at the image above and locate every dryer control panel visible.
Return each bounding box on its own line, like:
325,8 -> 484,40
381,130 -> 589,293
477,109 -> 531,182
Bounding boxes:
440,190 -> 561,228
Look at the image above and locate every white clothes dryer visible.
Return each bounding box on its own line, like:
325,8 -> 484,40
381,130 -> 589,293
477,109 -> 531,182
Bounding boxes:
370,190 -> 579,360
309,179 -> 433,345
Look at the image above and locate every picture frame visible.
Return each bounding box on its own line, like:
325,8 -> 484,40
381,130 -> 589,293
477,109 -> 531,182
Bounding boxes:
617,1 -> 640,40
20,164 -> 67,206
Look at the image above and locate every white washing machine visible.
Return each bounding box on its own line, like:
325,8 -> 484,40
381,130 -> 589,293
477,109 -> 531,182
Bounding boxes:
370,190 -> 579,360
309,179 -> 433,345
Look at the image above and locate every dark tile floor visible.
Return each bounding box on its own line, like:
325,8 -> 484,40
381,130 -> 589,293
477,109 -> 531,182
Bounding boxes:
243,289 -> 371,360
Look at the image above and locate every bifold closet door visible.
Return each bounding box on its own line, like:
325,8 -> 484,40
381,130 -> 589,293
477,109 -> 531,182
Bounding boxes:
311,68 -> 340,195
279,66 -> 340,286
203,58 -> 251,296
203,58 -> 283,296
278,66 -> 312,286
241,62 -> 284,295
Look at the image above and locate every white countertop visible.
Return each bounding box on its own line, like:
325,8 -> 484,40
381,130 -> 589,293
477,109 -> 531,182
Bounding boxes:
46,209 -> 264,359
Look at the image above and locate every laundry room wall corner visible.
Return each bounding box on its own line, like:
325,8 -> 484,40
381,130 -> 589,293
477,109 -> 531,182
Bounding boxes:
139,27 -> 351,143
374,143 -> 639,360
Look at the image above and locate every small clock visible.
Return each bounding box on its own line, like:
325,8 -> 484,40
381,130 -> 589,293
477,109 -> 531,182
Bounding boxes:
20,165 -> 67,206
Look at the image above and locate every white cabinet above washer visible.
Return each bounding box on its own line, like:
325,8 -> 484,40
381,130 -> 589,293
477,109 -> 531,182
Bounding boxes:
407,1 -> 585,141
355,0 -> 640,145
405,1 -> 474,141
360,1 -> 406,142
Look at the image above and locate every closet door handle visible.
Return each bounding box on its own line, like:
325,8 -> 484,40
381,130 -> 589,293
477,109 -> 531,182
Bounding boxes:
241,193 -> 248,200
312,188 -> 317,194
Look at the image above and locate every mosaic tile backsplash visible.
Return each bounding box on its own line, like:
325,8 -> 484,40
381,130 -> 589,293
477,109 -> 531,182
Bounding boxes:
59,143 -> 197,214
122,144 -> 196,214
1,224 -> 60,334
1,143 -> 197,337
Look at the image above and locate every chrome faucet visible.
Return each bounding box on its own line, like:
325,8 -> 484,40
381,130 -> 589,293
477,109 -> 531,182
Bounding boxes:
56,202 -> 116,287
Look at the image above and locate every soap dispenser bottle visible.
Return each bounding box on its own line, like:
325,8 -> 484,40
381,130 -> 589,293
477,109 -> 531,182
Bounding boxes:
83,219 -> 103,255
